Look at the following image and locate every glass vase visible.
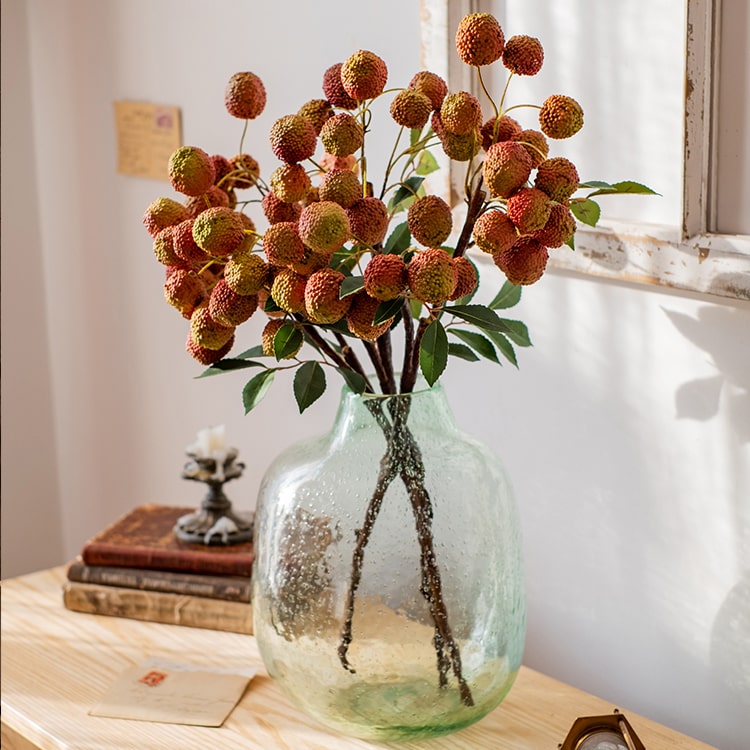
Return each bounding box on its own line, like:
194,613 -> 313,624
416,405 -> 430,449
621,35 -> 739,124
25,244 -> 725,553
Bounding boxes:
251,381 -> 525,741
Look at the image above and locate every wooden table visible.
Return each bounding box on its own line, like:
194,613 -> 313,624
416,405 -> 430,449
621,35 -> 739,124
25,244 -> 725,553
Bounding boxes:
1,567 -> 715,750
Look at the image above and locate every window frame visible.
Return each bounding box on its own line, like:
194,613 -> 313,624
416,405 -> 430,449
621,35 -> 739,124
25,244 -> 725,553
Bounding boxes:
419,0 -> 750,301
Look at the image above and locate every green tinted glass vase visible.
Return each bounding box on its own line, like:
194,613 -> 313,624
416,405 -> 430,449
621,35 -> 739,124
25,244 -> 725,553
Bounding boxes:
252,381 -> 525,741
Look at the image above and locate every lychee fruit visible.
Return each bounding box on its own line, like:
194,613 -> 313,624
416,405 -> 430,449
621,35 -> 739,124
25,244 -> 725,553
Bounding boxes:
534,157 -> 580,202
502,35 -> 544,76
270,268 -> 308,314
440,91 -> 482,136
143,197 -> 189,237
390,89 -> 432,129
363,253 -> 408,301
298,201 -> 350,253
511,129 -> 549,168
190,306 -> 235,350
262,191 -> 302,224
322,63 -> 358,109
346,196 -> 389,247
173,219 -> 208,264
168,146 -> 216,197
186,330 -> 235,365
506,187 -> 552,234
480,115 -> 522,149
226,153 -> 261,190
164,267 -> 207,318
304,268 -> 352,324
183,186 -> 231,219
340,50 -> 388,101
208,278 -> 258,327
493,236 -> 549,285
346,291 -> 393,340
262,222 -> 305,267
153,226 -> 180,266
408,247 -> 455,305
192,207 -> 247,257
320,113 -> 364,157
269,114 -> 318,164
297,98 -> 334,134
472,210 -> 518,254
532,203 -> 577,248
408,194 -> 453,247
223,252 -> 270,295
449,256 -> 478,300
270,163 -> 311,203
262,319 -> 302,359
482,141 -> 533,198
318,167 -> 362,208
455,13 -> 505,67
224,72 -> 267,119
539,94 -> 584,139
408,70 -> 448,111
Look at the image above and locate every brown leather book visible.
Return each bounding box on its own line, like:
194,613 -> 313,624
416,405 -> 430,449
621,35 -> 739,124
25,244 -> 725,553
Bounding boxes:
62,581 -> 253,634
81,504 -> 254,576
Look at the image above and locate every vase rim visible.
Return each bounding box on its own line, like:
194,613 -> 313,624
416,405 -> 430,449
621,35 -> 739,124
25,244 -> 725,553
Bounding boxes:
344,376 -> 443,402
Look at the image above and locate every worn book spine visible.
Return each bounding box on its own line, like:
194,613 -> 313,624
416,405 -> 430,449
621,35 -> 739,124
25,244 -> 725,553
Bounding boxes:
66,561 -> 251,603
62,581 -> 253,634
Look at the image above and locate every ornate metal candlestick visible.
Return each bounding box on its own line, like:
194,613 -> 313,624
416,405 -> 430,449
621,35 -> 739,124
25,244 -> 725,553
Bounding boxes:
174,426 -> 254,545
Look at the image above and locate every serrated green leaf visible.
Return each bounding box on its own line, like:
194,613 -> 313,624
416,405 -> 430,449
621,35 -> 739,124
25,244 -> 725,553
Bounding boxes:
340,276 -> 365,298
449,329 -> 500,363
447,304 -> 506,332
293,361 -> 326,413
197,359 -> 267,378
586,180 -> 659,198
373,298 -> 404,325
384,221 -> 412,253
570,198 -> 601,227
338,367 -> 368,394
273,324 -> 303,360
448,342 -> 480,362
419,319 -> 448,386
242,369 -> 276,413
235,345 -> 265,359
485,330 -> 518,368
416,150 -> 439,176
578,180 -> 612,189
488,280 -> 522,310
264,295 -> 283,313
497,318 -> 532,347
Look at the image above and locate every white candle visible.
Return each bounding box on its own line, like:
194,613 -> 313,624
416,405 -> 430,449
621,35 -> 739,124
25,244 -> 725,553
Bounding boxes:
190,425 -> 226,459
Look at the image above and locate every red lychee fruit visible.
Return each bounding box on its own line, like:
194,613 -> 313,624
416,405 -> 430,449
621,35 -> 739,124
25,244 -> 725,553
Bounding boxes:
346,292 -> 393,340
164,267 -> 207,318
190,306 -> 235,350
168,146 -> 216,197
186,330 -> 235,365
192,207 -> 247,257
480,115 -> 522,150
455,13 -> 505,67
322,63 -> 358,109
390,89 -> 432,129
208,278 -> 258,327
262,222 -> 305,267
269,114 -> 318,164
506,187 -> 552,234
347,196 -> 389,247
472,210 -> 518,254
408,195 -> 453,247
262,191 -> 302,224
183,186 -> 231,219
143,197 -> 189,237
408,70 -> 448,111
223,252 -> 270,295
449,256 -> 478,300
153,226 -> 180,266
173,219 -> 208,264
493,236 -> 549,285
226,153 -> 261,190
363,253 -> 408,301
539,95 -> 584,139
532,203 -> 577,248
511,129 -> 549,168
318,167 -> 362,208
304,268 -> 352,324
482,141 -> 533,198
320,113 -> 364,157
297,98 -> 334,134
270,163 -> 311,204
502,35 -> 544,76
534,157 -> 580,202
225,72 -> 266,119
440,91 -> 482,136
271,268 -> 308,314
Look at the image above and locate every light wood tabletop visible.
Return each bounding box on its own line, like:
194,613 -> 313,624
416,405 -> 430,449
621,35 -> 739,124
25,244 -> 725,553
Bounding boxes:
1,566 -> 716,750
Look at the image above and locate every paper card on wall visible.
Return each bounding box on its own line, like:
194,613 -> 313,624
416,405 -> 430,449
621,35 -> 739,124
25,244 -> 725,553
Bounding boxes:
90,658 -> 256,726
113,101 -> 182,181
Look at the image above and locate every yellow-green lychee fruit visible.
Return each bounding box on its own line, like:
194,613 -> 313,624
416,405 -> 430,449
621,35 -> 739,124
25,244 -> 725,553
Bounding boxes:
440,91 -> 482,136
506,187 -> 552,234
363,253 -> 407,301
224,252 -> 270,295
269,114 -> 318,164
304,268 -> 352,324
455,13 -> 505,67
143,197 -> 189,237
186,329 -> 234,365
449,256 -> 478,301
502,35 -> 544,76
480,115 -> 522,150
297,98 -> 334,134
183,185 -> 231,219
539,94 -> 584,139
322,63 -> 358,109
482,141 -> 533,198
208,278 -> 258,327
534,157 -> 580,202
512,129 -> 549,168
390,89 -> 432,129
153,227 -> 180,266
168,146 -> 216,197
340,50 -> 388,101
190,306 -> 235,350
261,319 -> 302,359
408,70 -> 448,111
262,191 -> 302,224
224,72 -> 266,119
270,268 -> 307,314
472,210 -> 518,254
298,200 -> 350,253
407,195 -> 453,247
407,247 -> 455,305
192,207 -> 246,257
493,236 -> 549,285
320,113 -> 364,157
318,168 -> 362,209
346,291 -> 393,340
346,196 -> 389,247
270,163 -> 311,203
432,112 -> 481,162
164,267 -> 207,318
532,203 -> 577,248
262,222 -> 305,267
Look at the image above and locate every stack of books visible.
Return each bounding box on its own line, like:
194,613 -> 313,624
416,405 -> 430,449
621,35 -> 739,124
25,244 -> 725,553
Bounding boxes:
63,504 -> 254,634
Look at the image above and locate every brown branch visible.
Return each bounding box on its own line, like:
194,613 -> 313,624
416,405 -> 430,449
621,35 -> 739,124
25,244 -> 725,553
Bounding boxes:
399,300 -> 416,394
453,182 -> 487,259
376,330 -> 397,394
303,324 -> 375,393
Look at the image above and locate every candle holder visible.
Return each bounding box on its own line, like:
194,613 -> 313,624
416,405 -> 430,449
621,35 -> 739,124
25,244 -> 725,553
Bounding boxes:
174,428 -> 254,545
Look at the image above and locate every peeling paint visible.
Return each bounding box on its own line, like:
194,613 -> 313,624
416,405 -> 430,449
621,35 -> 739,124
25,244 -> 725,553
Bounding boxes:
698,246 -> 710,263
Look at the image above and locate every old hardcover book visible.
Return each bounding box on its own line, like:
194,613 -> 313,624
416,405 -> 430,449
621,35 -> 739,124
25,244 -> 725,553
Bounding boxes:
62,581 -> 253,634
81,504 -> 254,576
66,559 -> 251,603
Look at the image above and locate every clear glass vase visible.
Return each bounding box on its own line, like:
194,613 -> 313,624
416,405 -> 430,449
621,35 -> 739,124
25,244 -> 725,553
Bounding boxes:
252,381 -> 525,741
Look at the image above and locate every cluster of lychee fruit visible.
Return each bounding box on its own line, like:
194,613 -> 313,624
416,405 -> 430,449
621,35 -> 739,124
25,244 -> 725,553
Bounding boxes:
143,11 -> 584,366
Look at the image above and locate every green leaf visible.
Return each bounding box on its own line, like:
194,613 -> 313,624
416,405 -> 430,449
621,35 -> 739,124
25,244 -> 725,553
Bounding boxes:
578,180 -> 612,189
565,233 -> 576,251
387,176 -> 424,213
384,221 -> 412,254
264,295 -> 283,313
197,359 -> 266,378
331,246 -> 359,272
570,198 -> 601,227
449,329 -> 500,363
293,361 -> 326,413
586,180 -> 660,198
338,367 -> 367,394
242,369 -> 276,413
410,127 -> 422,147
497,318 -> 532,347
419,319 -> 448,386
235,345 -> 265,359
447,304 -> 507,332
488,280 -> 522,310
273,324 -> 303,360
409,298 -> 423,319
340,276 -> 365,298
416,150 -> 439,176
373,298 -> 404,325
448,342 -> 480,362
485,330 -> 518,367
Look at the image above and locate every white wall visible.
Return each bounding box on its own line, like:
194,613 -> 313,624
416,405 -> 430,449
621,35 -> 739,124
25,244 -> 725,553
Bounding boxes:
2,2 -> 748,748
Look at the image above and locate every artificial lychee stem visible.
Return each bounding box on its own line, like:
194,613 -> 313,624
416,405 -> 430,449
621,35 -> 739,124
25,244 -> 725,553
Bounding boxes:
399,300 -> 416,393
454,184 -> 487,259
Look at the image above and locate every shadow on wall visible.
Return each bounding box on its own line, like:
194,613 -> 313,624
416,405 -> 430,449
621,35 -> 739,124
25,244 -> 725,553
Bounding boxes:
663,304 -> 750,442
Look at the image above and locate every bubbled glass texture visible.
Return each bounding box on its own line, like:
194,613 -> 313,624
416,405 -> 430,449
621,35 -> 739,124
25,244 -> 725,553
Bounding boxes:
252,383 -> 525,741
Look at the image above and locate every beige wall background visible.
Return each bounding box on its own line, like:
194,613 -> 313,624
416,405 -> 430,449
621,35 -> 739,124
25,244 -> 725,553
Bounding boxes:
2,1 -> 748,748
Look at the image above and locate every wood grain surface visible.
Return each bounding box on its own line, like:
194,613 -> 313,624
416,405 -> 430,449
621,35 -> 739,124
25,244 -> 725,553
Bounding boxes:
1,567 -> 716,750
